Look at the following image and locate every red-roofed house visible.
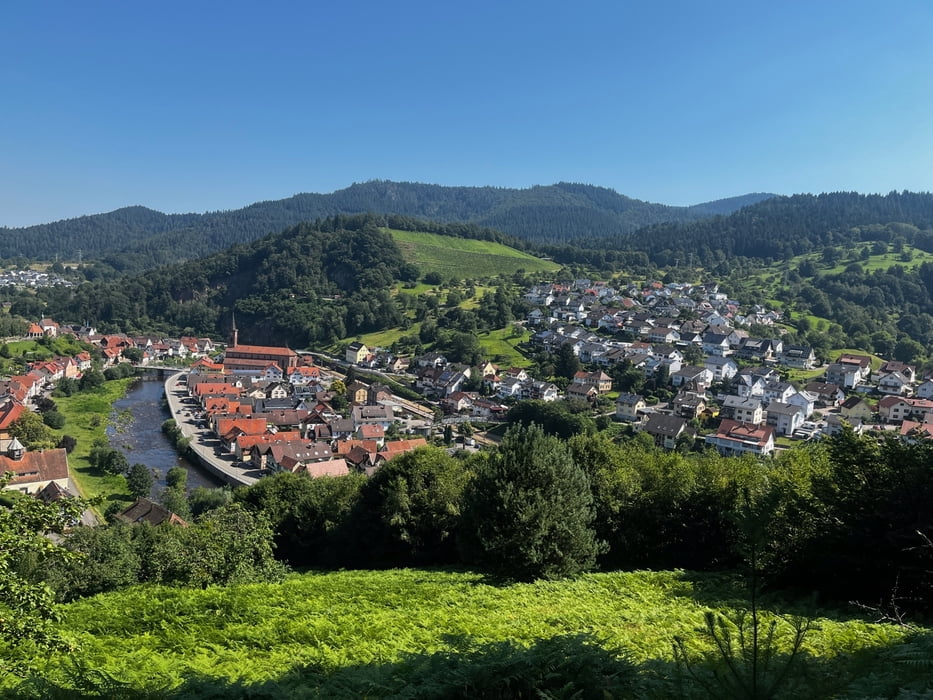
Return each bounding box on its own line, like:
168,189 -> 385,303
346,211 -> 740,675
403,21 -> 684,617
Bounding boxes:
900,419 -> 933,442
377,438 -> 429,462
214,418 -> 269,449
704,419 -> 775,457
234,431 -> 302,461
356,423 -> 385,443
287,365 -> 321,385
191,357 -> 226,374
75,351 -> 93,372
39,318 -> 60,337
879,396 -> 933,423
1,447 -> 70,495
0,400 -> 26,451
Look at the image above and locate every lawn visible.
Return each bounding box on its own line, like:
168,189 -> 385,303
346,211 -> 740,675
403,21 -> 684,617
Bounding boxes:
477,327 -> 532,367
24,568 -> 927,698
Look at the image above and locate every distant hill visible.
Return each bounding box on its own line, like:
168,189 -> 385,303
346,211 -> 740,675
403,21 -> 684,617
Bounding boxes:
0,181 -> 774,270
36,215 -> 555,346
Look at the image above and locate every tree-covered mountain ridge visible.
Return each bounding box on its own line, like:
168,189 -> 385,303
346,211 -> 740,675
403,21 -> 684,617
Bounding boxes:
38,215 -> 427,347
1,181 -> 774,270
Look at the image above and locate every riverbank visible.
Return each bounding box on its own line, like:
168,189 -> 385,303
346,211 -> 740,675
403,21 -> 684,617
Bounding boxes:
51,377 -> 137,503
163,372 -> 260,486
108,378 -> 222,496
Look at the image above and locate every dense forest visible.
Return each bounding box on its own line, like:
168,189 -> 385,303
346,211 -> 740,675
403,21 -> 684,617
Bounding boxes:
613,191 -> 933,267
0,181 -> 771,271
32,215 -> 419,346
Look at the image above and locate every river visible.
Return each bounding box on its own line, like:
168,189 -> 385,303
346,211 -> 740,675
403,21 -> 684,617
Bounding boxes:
107,378 -> 223,498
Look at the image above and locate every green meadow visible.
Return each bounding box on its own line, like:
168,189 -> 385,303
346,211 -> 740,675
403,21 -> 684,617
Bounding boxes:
476,326 -> 532,367
386,228 -> 559,279
50,377 -> 137,504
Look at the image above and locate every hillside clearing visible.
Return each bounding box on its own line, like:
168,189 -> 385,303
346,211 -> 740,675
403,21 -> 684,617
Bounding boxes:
386,228 -> 559,279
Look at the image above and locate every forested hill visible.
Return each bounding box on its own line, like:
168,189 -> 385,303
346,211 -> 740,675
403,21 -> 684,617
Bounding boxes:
1,181 -> 773,270
552,190 -> 933,269
38,215 -> 423,347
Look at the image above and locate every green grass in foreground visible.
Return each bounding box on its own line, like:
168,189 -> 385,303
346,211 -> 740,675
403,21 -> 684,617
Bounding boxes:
50,377 -> 136,503
387,228 -> 559,279
24,568 -> 928,698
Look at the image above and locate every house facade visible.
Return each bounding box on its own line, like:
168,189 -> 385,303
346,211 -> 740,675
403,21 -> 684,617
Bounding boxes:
704,420 -> 775,457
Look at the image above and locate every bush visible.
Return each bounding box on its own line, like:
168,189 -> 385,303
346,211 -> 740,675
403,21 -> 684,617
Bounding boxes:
42,411 -> 66,430
56,435 -> 77,454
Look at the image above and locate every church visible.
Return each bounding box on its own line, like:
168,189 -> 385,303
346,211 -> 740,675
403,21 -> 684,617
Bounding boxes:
221,315 -> 299,374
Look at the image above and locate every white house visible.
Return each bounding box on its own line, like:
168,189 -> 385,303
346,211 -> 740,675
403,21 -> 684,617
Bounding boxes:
766,401 -> 805,436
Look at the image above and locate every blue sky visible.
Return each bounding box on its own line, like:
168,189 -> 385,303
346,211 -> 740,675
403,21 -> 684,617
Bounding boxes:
2,1 -> 933,226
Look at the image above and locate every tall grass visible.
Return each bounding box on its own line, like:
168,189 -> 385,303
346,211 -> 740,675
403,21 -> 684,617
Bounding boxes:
16,568 -> 926,698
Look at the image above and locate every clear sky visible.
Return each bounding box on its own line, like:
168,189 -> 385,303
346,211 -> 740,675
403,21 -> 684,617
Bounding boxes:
3,1 -> 933,227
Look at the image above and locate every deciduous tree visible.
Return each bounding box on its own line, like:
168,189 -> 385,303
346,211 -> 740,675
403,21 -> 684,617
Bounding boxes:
459,423 -> 604,580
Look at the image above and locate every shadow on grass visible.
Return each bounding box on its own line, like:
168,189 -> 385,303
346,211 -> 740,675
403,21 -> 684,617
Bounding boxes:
9,629 -> 933,699
673,570 -> 901,625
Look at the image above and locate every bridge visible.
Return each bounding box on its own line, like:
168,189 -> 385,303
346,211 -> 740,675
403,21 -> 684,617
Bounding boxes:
133,364 -> 189,380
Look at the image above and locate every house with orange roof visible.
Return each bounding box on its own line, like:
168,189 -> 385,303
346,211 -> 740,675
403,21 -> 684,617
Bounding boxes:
899,419 -> 933,443
286,365 -> 321,385
234,431 -> 302,461
101,347 -> 123,366
26,323 -> 44,339
0,400 -> 26,450
214,417 -> 269,449
1,446 -> 70,495
335,438 -> 379,454
190,357 -> 226,374
7,373 -> 43,401
203,397 -> 252,418
356,423 -> 385,443
302,458 -> 350,478
704,419 -> 775,457
74,351 -> 93,371
377,438 -> 429,463
193,382 -> 240,400
39,318 -> 60,337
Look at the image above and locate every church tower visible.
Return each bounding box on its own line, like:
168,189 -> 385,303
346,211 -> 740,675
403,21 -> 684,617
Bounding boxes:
231,310 -> 239,348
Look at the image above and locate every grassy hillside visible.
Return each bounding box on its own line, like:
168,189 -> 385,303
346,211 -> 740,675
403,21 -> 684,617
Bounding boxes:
22,568 -> 930,698
386,228 -> 560,279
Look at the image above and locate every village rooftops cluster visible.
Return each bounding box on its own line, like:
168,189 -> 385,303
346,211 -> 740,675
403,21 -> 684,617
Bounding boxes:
185,344 -> 432,478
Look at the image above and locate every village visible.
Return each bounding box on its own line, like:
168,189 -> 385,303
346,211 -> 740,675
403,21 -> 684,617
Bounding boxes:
348,277 -> 933,457
4,275 -> 933,505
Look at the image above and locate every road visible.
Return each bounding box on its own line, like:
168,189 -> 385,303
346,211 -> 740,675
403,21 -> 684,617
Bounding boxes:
163,372 -> 259,487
